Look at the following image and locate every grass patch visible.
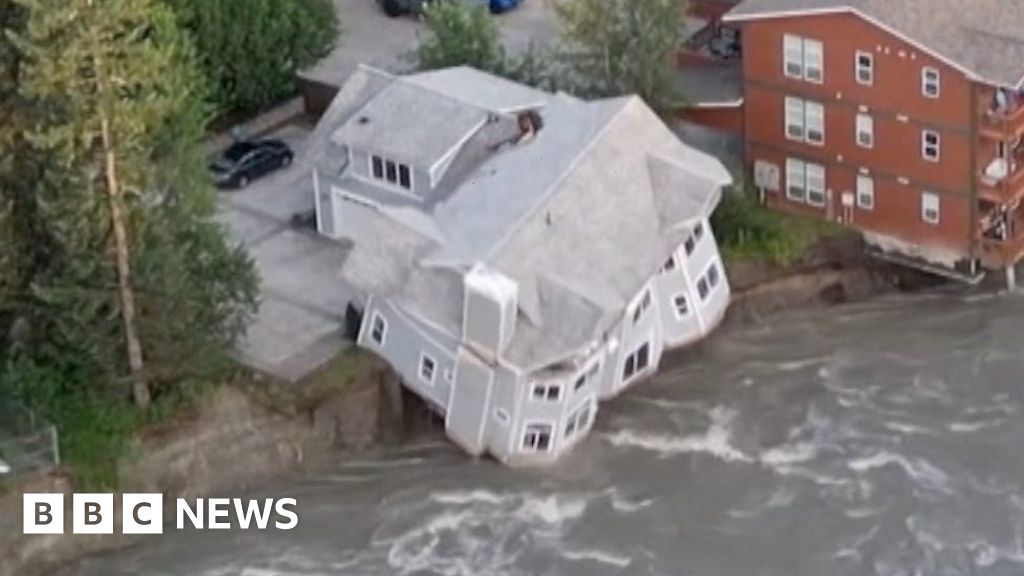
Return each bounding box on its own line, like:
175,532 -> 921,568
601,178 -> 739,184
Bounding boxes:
713,188 -> 841,267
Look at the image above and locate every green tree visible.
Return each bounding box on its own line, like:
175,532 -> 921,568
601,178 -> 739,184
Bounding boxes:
8,0 -> 258,407
416,1 -> 554,89
553,0 -> 686,113
418,1 -> 506,73
165,0 -> 338,114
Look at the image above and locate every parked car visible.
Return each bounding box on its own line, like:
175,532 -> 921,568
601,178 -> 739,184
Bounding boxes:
379,0 -> 522,17
209,139 -> 293,189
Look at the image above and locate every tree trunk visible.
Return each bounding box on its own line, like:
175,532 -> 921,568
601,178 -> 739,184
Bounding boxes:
85,0 -> 150,408
100,116 -> 149,408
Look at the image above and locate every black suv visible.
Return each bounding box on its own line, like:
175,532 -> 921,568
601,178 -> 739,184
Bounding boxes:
209,139 -> 293,189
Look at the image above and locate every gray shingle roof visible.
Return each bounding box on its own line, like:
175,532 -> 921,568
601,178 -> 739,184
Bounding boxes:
328,67 -> 732,372
726,0 -> 1024,87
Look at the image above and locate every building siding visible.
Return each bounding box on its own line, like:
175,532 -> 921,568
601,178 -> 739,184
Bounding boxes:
737,11 -> 980,264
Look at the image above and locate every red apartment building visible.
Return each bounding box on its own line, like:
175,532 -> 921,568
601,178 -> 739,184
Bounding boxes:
719,0 -> 1024,278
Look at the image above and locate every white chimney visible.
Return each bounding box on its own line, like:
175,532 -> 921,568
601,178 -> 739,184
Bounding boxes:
462,264 -> 518,360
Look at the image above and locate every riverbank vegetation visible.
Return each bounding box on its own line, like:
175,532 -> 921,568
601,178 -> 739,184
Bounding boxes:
0,0 -> 258,487
713,188 -> 842,267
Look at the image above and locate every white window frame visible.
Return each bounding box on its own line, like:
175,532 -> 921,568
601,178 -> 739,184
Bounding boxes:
785,97 -> 824,145
803,39 -> 824,84
369,312 -> 387,346
418,353 -> 436,386
672,293 -> 690,319
806,163 -> 826,207
564,400 -> 595,440
521,421 -> 554,452
921,192 -> 940,225
856,114 -> 874,149
805,101 -> 825,145
367,154 -> 413,191
530,380 -> 562,402
706,260 -> 721,290
783,34 -> 804,79
856,175 -> 875,210
922,67 -> 940,99
855,51 -> 873,85
922,130 -> 940,162
786,158 -> 807,202
622,341 -> 652,383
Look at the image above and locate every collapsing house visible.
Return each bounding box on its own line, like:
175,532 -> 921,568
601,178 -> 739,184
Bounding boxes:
305,65 -> 733,464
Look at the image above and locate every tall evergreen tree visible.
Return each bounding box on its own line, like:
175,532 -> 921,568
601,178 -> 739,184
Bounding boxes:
553,0 -> 686,113
165,0 -> 338,114
9,0 -> 257,406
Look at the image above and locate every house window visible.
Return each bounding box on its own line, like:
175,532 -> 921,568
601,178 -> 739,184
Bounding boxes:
806,163 -> 826,207
786,158 -> 806,202
418,354 -> 436,385
785,97 -> 824,145
922,67 -> 940,98
855,51 -> 873,85
805,101 -> 825,145
856,114 -> 874,148
707,261 -> 721,289
661,255 -> 676,273
684,235 -> 696,255
786,158 -> 827,207
564,402 -> 593,439
922,130 -> 940,162
783,35 -> 823,83
632,289 -> 652,325
522,423 -> 553,452
398,165 -> 411,189
804,39 -> 824,83
576,362 -> 600,392
783,34 -> 804,79
531,381 -> 562,402
622,342 -> 651,382
673,294 -> 689,318
693,222 -> 705,242
856,175 -> 875,210
921,192 -> 940,224
369,312 -> 387,345
369,155 -> 412,190
574,374 -> 586,392
697,277 -> 710,301
785,97 -> 805,141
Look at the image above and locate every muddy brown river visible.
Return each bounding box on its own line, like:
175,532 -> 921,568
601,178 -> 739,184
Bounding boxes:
62,289 -> 1024,575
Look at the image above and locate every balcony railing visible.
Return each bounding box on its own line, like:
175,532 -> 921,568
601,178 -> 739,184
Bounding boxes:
980,95 -> 1024,141
979,234 -> 1024,267
979,152 -> 1024,204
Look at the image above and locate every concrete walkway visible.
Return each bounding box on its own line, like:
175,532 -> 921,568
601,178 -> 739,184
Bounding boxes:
216,123 -> 355,382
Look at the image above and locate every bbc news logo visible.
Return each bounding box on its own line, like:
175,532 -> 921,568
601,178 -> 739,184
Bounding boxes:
23,493 -> 298,534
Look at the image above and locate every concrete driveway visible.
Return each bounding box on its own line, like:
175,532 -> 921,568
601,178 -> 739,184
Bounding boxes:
303,0 -> 559,86
217,123 -> 354,382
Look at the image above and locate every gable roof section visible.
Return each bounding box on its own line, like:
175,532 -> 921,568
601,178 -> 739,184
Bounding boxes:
332,79 -> 489,169
404,66 -> 552,114
724,0 -> 1024,88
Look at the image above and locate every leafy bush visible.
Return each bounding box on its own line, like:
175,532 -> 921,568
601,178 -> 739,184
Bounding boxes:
166,0 -> 339,114
712,188 -> 834,266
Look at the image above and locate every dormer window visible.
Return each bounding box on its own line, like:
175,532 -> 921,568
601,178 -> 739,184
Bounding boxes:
370,154 -> 412,190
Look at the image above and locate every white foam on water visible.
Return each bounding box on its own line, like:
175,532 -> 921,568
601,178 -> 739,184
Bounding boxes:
949,420 -> 1002,433
381,490 -> 592,576
562,548 -> 633,568
848,451 -> 951,494
884,421 -> 933,436
606,489 -> 653,513
776,356 -> 830,372
604,407 -> 751,463
759,441 -> 819,467
834,526 -> 879,562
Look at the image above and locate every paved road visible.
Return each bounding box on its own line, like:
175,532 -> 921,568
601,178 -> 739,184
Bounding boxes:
304,0 -> 560,86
